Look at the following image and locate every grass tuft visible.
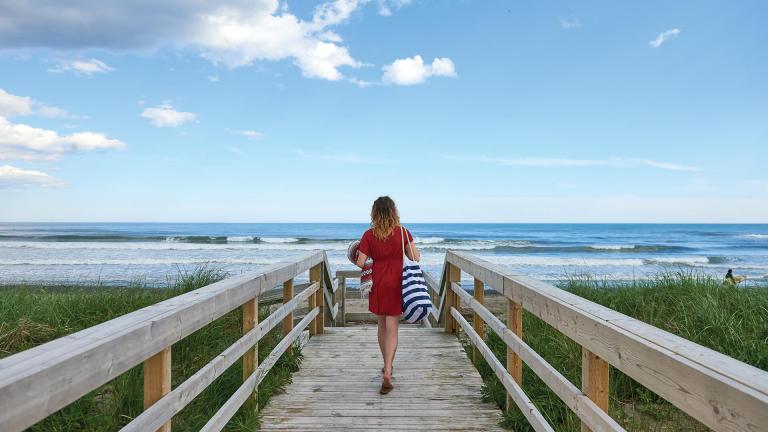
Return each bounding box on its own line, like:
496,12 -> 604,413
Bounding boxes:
460,271 -> 768,431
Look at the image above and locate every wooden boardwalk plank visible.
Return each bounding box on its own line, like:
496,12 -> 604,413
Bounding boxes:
259,326 -> 505,431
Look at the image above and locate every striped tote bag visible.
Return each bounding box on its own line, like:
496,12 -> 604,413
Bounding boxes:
400,227 -> 433,323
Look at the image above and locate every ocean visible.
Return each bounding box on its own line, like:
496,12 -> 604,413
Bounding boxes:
0,223 -> 767,286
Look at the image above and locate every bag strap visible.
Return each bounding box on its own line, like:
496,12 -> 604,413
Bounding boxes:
400,226 -> 416,260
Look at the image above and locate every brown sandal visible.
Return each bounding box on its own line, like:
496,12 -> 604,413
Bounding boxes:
379,377 -> 394,395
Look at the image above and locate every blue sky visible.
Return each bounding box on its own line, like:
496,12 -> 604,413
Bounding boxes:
0,0 -> 766,223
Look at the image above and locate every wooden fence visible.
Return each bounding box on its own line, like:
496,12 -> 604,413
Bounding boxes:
429,250 -> 768,432
0,251 -> 340,432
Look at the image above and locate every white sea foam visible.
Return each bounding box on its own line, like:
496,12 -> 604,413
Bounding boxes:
645,256 -> 710,265
742,234 -> 768,240
590,244 -> 635,250
0,241 -> 348,251
414,237 -> 444,244
259,237 -> 300,243
227,236 -> 255,242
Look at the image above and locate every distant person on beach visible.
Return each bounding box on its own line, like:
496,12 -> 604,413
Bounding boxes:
724,269 -> 746,285
354,196 -> 420,395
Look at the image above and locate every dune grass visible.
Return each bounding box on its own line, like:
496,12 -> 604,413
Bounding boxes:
0,266 -> 302,431
464,271 -> 768,431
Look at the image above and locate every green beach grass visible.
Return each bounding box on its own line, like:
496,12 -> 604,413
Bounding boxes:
0,267 -> 302,431
2,269 -> 767,431
464,271 -> 768,431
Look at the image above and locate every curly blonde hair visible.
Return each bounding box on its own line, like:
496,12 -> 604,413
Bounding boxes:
371,196 -> 400,240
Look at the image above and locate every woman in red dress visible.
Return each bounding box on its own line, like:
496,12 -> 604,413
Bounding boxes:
356,196 -> 420,394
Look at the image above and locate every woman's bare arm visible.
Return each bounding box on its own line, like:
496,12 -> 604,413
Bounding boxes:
356,251 -> 369,268
405,241 -> 420,262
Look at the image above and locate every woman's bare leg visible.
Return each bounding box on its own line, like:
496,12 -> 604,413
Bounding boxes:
382,315 -> 399,380
377,315 -> 386,362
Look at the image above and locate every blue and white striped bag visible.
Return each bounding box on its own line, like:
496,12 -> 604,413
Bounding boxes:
400,227 -> 433,323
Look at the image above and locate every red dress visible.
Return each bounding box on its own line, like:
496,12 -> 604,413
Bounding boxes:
358,226 -> 413,316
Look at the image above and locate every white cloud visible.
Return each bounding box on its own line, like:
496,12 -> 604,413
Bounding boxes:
0,87 -> 74,118
377,0 -> 411,16
0,1 -> 414,82
207,74 -> 220,82
649,28 -> 681,48
382,55 -> 457,85
0,116 -> 126,160
237,130 -> 265,139
442,155 -> 700,171
0,88 -> 33,117
0,165 -> 62,187
49,58 -> 114,75
141,104 -> 196,127
560,15 -> 581,29
0,88 -> 123,160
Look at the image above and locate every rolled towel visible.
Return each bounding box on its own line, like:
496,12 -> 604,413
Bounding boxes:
347,240 -> 373,298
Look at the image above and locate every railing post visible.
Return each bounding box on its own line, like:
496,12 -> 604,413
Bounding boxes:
506,298 -> 523,411
472,278 -> 484,365
243,297 -> 258,406
444,263 -> 460,333
339,276 -> 346,327
309,264 -> 322,335
282,278 -> 294,353
144,346 -> 171,432
581,348 -> 609,432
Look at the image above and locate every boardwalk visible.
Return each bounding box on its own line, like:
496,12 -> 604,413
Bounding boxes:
2,250 -> 767,432
259,326 -> 505,431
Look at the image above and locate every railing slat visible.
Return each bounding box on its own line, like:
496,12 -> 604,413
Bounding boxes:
451,307 -> 554,432
200,307 -> 320,432
450,282 -> 625,432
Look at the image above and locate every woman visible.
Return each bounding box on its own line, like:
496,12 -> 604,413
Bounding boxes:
356,196 -> 420,395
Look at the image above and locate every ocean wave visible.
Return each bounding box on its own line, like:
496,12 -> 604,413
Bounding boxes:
0,241 -> 349,251
258,237 -> 300,243
742,234 -> 768,240
413,237 -> 445,244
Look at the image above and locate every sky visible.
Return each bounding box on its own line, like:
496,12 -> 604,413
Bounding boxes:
0,0 -> 766,223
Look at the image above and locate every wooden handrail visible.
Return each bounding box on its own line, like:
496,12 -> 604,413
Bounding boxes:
0,251 -> 337,432
120,282 -> 321,432
445,250 -> 768,432
450,282 -> 624,431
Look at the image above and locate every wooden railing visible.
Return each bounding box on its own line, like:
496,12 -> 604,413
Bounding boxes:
0,251 -> 340,432
433,250 -> 768,432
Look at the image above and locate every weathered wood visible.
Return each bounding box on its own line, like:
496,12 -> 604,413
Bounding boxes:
0,251 -> 325,432
445,264 -> 460,333
472,278 -> 484,365
310,264 -> 324,335
282,278 -> 294,354
451,308 -> 554,432
451,283 -> 624,431
339,277 -> 346,326
447,251 -> 768,432
507,296 -> 523,412
259,326 -> 504,431
242,297 -> 258,405
581,349 -> 610,432
200,307 -> 319,432
336,269 -> 361,278
121,282 -> 319,432
143,347 -> 171,432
